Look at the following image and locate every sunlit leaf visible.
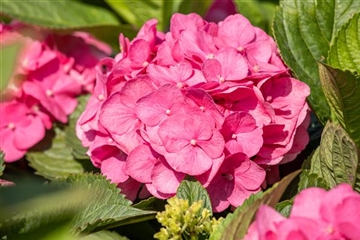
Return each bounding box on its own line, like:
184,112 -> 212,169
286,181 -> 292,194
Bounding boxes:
273,0 -> 360,123
328,12 -> 360,74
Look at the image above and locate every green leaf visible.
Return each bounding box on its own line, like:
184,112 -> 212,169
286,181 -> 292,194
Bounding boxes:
1,1 -> 119,28
1,185 -> 89,237
81,230 -> 128,240
234,0 -> 276,34
176,179 -> 212,213
319,63 -> 360,148
273,0 -> 360,123
210,170 -> 301,240
275,200 -> 293,218
298,170 -> 329,192
0,151 -> 5,176
105,0 -> 164,29
0,42 -> 21,92
27,127 -> 88,180
64,95 -> 90,160
328,12 -> 360,73
52,173 -> 156,234
306,122 -> 360,191
0,1 -> 135,49
105,0 -> 212,31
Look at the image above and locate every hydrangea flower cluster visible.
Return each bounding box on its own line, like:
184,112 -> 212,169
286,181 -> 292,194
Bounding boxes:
0,22 -> 111,162
244,184 -> 360,240
76,13 -> 310,211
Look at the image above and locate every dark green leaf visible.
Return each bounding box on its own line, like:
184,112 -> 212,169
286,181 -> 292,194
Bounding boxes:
273,0 -> 360,123
328,12 -> 360,73
298,170 -> 329,192
319,64 -> 360,148
176,179 -> 212,213
52,173 -> 156,234
27,128 -> 86,180
210,170 -> 301,240
234,0 -> 276,34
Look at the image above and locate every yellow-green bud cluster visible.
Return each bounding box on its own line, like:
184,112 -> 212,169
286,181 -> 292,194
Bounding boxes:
154,197 -> 222,240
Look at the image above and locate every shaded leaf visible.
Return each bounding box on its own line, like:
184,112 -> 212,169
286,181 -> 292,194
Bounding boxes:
273,0 -> 360,123
234,0 -> 276,34
275,200 -> 293,218
27,128 -> 86,180
64,95 -> 90,160
328,12 -> 360,74
52,173 -> 156,234
304,122 -> 360,192
176,179 -> 212,213
298,170 -> 329,192
319,63 -> 360,148
210,170 -> 300,240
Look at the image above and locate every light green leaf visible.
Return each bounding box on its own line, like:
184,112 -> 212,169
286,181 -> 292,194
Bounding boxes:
234,0 -> 276,34
81,230 -> 128,240
210,170 -> 301,240
319,63 -> 360,147
328,12 -> 360,73
176,179 -> 212,213
105,0 -> 163,30
27,128 -> 88,180
0,43 -> 21,92
273,0 -> 360,123
0,1 -> 135,49
1,1 -> 119,28
52,173 -> 156,234
64,95 -> 90,160
105,0 -> 212,31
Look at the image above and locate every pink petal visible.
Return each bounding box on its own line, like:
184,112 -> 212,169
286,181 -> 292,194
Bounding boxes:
14,115 -> 45,149
126,145 -> 159,183
151,160 -> 185,194
100,150 -> 128,184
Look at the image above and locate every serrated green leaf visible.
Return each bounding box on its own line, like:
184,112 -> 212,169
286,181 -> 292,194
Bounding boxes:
210,170 -> 300,240
64,95 -> 90,160
27,128 -> 86,180
298,170 -> 329,192
275,200 -> 293,218
319,64 -> 360,148
52,173 -> 156,234
81,230 -> 128,240
176,179 -> 212,213
273,0 -> 360,123
0,1 -> 135,49
306,122 -> 360,192
234,0 -> 276,34
328,12 -> 360,73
